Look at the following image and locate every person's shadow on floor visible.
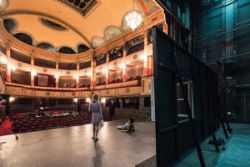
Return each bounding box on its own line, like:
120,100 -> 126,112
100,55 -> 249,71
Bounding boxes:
92,142 -> 105,167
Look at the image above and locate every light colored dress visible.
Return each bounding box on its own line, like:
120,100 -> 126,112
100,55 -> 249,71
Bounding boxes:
89,102 -> 103,124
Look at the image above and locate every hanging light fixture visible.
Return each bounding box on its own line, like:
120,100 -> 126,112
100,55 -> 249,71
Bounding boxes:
125,0 -> 143,31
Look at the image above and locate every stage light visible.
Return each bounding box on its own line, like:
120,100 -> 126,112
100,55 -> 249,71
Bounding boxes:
8,64 -> 16,71
31,71 -> 37,76
73,98 -> 78,103
0,56 -> 8,64
86,97 -> 91,103
101,98 -> 106,104
9,97 -> 15,103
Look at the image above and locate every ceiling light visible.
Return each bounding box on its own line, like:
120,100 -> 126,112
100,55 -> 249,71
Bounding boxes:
0,0 -> 9,12
125,10 -> 143,31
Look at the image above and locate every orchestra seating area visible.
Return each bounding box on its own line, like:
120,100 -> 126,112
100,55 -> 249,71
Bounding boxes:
12,112 -> 91,133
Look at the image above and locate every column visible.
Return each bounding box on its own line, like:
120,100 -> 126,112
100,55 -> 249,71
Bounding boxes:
31,55 -> 35,86
105,53 -> 109,84
143,30 -> 149,76
122,48 -> 127,81
6,45 -> 11,82
56,61 -> 59,88
76,61 -> 80,88
91,58 -> 96,88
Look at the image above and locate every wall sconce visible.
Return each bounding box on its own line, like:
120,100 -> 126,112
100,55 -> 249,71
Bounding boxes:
9,96 -> 15,103
8,64 -> 16,71
31,71 -> 37,76
101,98 -> 106,104
0,56 -> 8,64
139,54 -> 147,61
73,98 -> 78,103
119,63 -> 126,70
87,71 -> 92,77
73,74 -> 79,80
86,97 -> 91,103
55,74 -> 60,79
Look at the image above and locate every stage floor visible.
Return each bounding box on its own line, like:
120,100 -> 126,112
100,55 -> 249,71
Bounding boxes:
0,121 -> 156,167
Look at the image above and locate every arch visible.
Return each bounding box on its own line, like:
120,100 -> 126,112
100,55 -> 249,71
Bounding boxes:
13,33 -> 33,45
77,44 -> 89,53
37,42 -> 56,52
3,18 -> 16,32
59,46 -> 76,54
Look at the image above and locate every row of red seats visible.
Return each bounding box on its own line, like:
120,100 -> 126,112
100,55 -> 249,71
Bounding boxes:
12,112 -> 91,133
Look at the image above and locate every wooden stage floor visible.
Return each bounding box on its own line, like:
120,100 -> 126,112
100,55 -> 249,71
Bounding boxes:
0,121 -> 156,167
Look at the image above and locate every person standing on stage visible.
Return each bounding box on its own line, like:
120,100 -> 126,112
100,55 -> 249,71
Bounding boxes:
89,95 -> 103,141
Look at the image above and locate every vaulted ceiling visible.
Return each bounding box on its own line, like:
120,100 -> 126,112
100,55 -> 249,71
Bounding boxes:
0,0 -> 160,54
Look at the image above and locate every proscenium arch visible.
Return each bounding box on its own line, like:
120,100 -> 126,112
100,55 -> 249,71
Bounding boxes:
1,10 -> 93,48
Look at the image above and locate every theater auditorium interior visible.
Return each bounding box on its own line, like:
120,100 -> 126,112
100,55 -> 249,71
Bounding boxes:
0,0 -> 250,167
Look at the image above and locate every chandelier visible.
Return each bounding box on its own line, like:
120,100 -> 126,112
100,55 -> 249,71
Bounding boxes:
125,0 -> 142,31
125,10 -> 143,31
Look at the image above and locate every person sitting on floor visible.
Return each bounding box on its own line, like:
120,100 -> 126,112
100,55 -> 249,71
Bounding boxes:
117,118 -> 135,132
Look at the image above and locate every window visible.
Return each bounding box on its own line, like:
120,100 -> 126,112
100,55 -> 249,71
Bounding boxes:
176,80 -> 193,119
